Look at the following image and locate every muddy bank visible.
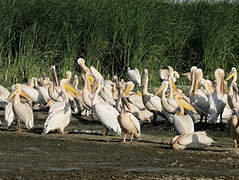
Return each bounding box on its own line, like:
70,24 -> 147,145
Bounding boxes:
0,110 -> 238,179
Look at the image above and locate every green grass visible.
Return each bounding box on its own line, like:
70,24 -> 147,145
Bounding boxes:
0,0 -> 239,86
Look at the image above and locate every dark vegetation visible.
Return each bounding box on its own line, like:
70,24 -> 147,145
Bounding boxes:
0,0 -> 239,85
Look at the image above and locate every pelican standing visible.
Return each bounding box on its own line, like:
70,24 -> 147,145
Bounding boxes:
119,95 -> 141,143
7,84 -> 34,133
208,69 -> 227,123
142,69 -> 172,124
42,79 -> 81,135
92,80 -> 121,135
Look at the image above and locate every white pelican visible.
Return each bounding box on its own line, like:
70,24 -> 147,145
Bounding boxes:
171,131 -> 214,150
230,111 -> 239,154
208,68 -> 227,123
226,67 -> 239,111
38,72 -> 51,86
42,79 -> 81,135
189,68 -> 211,122
158,66 -> 179,83
7,84 -> 34,133
92,79 -> 121,135
0,85 -> 10,108
127,67 -> 141,86
142,68 -> 172,124
119,95 -> 141,143
155,80 -> 195,134
48,66 -> 62,102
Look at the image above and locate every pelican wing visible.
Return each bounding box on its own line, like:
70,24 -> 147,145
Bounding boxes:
129,113 -> 141,135
4,102 -> 15,127
93,103 -> 121,135
13,103 -> 34,129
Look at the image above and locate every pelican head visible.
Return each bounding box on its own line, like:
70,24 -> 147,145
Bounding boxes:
66,71 -> 72,82
51,65 -> 59,87
7,84 -> 32,101
72,75 -> 79,88
226,67 -> 237,81
77,58 -> 90,73
215,68 -> 225,94
124,81 -> 135,96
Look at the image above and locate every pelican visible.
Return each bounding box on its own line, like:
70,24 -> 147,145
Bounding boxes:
7,84 -> 34,133
127,67 -> 141,86
38,72 -> 51,86
155,80 -> 195,134
42,79 -> 81,135
208,68 -> 227,123
226,67 -> 239,111
92,79 -> 121,135
142,68 -> 172,124
190,68 -> 211,122
119,95 -> 141,143
48,66 -> 63,102
0,85 -> 10,108
230,110 -> 239,154
171,131 -> 214,150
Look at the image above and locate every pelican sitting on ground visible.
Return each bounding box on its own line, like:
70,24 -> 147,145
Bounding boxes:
92,79 -> 121,135
118,94 -> 141,143
127,67 -> 141,86
7,84 -> 34,133
171,131 -> 214,150
208,68 -> 227,123
42,79 -> 81,135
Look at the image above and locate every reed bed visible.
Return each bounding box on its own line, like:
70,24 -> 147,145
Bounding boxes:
0,0 -> 239,85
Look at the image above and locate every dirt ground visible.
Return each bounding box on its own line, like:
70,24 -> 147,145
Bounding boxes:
0,110 -> 238,180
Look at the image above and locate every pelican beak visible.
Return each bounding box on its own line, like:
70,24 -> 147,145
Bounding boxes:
52,66 -> 59,87
78,58 -> 90,73
87,73 -> 95,86
64,83 -> 82,98
45,99 -> 53,108
92,80 -> 100,93
224,81 -> 228,94
7,86 -> 20,100
20,90 -> 32,102
220,73 -> 224,94
225,71 -> 235,81
193,71 -> 200,95
206,82 -> 214,94
124,83 -> 133,96
182,72 -> 190,76
122,96 -> 131,112
66,72 -> 71,82
178,99 -> 195,111
154,83 -> 166,97
169,78 -> 177,93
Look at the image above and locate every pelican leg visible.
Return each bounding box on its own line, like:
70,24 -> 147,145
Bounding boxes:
152,111 -> 157,126
200,115 -> 203,123
123,133 -> 127,143
102,127 -> 109,136
16,119 -> 21,133
130,133 -> 134,143
234,139 -> 238,155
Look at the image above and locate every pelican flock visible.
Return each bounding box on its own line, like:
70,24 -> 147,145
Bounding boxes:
0,57 -> 238,153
